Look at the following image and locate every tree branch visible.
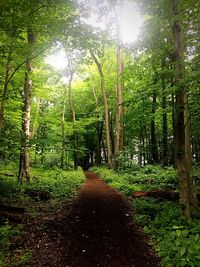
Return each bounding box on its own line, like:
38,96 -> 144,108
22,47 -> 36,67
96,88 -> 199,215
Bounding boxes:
6,44 -> 52,87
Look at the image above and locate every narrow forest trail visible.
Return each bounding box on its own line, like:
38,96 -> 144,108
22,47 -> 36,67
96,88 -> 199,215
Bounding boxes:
24,172 -> 159,267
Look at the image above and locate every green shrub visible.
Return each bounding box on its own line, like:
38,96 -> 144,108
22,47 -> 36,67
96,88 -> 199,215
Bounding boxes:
91,165 -> 178,191
133,198 -> 200,267
0,166 -> 85,203
156,224 -> 200,267
90,166 -> 142,195
26,167 -> 85,198
91,166 -> 200,267
0,224 -> 21,266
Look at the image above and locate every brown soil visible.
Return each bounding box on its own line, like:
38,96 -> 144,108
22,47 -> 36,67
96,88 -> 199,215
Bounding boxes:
20,172 -> 159,267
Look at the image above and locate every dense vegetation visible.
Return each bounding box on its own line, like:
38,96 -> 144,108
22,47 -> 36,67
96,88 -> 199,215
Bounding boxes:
91,166 -> 200,267
0,0 -> 200,266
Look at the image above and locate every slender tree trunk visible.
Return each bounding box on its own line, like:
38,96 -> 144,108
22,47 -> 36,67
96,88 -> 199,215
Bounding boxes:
102,136 -> 107,163
61,87 -> 67,169
18,29 -> 35,182
115,46 -> 124,158
138,131 -> 143,165
172,0 -> 198,218
31,97 -> 40,139
96,121 -> 103,165
184,94 -> 192,172
172,92 -> 177,167
184,93 -> 197,207
110,111 -> 115,155
161,58 -> 168,166
0,45 -> 13,141
90,50 -> 113,168
120,51 -> 124,151
68,71 -> 77,170
150,91 -> 159,163
92,87 -> 102,164
143,131 -> 146,165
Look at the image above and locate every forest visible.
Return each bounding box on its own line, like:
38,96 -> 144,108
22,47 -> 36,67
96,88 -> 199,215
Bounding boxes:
0,0 -> 200,266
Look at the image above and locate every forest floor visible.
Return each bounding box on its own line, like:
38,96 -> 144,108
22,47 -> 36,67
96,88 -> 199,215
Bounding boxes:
11,172 -> 159,267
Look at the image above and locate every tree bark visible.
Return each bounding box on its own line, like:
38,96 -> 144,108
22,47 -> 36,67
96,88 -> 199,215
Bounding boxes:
90,50 -> 113,168
92,87 -> 102,164
115,46 -> 124,159
120,51 -> 125,151
0,44 -> 13,136
172,0 -> 198,218
161,58 -> 168,166
31,97 -> 40,139
18,28 -> 35,182
68,70 -> 77,170
61,87 -> 67,169
150,90 -> 159,164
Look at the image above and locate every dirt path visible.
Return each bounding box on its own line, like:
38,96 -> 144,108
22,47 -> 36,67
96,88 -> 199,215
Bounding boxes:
23,172 -> 159,267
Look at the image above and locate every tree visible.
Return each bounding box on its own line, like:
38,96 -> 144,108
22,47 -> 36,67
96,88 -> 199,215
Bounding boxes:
161,57 -> 168,166
90,50 -> 113,168
115,46 -> 124,161
172,0 -> 198,218
18,28 -> 35,182
68,66 -> 77,170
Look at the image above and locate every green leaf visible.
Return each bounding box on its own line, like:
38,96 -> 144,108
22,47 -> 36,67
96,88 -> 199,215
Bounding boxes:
180,247 -> 186,257
176,230 -> 182,237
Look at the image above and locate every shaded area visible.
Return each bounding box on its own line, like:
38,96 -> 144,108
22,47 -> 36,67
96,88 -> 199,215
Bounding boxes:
133,190 -> 200,202
22,172 -> 159,267
0,205 -> 24,224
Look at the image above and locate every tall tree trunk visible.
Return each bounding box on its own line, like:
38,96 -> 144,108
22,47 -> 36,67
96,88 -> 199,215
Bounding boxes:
90,50 -> 113,168
110,111 -> 115,155
150,90 -> 159,164
31,97 -> 40,139
172,0 -> 198,218
96,121 -> 103,164
161,58 -> 168,166
0,44 -> 13,160
92,87 -> 102,164
68,71 -> 77,170
18,29 -> 35,182
0,45 -> 13,136
115,46 -> 124,159
61,87 -> 67,169
184,93 -> 197,207
120,51 -> 124,151
138,130 -> 143,165
143,130 -> 147,165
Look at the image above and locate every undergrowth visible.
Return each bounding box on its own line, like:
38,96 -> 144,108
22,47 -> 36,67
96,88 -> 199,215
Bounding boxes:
90,165 -> 178,194
0,224 -> 22,266
0,163 -> 85,266
0,164 -> 85,204
90,166 -> 200,267
134,198 -> 200,267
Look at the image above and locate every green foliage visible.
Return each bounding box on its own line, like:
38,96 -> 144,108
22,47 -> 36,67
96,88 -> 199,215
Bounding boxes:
133,199 -> 200,267
7,249 -> 33,267
91,166 -> 200,267
90,166 -> 142,195
0,164 -> 85,203
90,165 -> 178,194
0,223 -> 21,266
0,162 -> 22,203
28,167 -> 85,198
